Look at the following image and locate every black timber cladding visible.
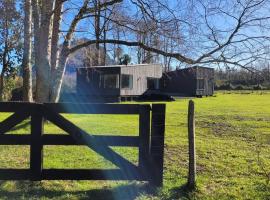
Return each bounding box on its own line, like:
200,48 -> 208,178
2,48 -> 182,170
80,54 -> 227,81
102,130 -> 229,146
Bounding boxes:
161,66 -> 214,96
76,64 -> 162,101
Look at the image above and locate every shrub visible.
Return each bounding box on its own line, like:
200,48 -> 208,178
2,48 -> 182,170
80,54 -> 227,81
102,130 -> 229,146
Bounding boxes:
2,76 -> 23,101
215,83 -> 235,90
10,87 -> 23,101
234,84 -> 249,90
253,84 -> 266,90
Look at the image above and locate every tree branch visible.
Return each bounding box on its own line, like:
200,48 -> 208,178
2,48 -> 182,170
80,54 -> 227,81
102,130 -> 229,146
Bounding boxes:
68,39 -> 195,64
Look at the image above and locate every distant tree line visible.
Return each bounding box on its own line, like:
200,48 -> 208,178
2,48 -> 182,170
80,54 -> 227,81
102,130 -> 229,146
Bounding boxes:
215,63 -> 270,90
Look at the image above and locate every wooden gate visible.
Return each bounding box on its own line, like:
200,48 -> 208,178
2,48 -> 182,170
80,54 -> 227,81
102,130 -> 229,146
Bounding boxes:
0,103 -> 166,187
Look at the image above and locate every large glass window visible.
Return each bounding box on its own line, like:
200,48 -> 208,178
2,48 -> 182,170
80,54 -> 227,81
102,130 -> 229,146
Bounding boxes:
147,78 -> 160,90
198,79 -> 205,89
100,74 -> 119,89
121,74 -> 133,89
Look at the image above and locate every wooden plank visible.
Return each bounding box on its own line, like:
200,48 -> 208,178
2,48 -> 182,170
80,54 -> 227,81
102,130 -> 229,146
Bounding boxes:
0,102 -> 36,112
0,169 -> 30,180
0,108 -> 31,134
138,105 -> 151,177
150,104 -> 166,187
42,135 -> 139,146
42,107 -> 139,173
0,134 -> 139,146
42,169 -> 144,180
188,100 -> 196,189
43,103 -> 147,114
30,106 -> 44,181
0,135 -> 30,145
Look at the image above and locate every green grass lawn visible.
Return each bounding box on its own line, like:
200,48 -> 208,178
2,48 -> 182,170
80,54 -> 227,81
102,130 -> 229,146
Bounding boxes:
0,91 -> 269,200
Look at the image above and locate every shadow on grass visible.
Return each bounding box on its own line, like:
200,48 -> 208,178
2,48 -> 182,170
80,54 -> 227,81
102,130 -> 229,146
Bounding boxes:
167,184 -> 197,200
0,181 -> 156,200
10,120 -> 30,132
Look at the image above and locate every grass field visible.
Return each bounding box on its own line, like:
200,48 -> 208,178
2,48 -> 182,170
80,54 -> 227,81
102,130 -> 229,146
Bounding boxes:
0,91 -> 269,200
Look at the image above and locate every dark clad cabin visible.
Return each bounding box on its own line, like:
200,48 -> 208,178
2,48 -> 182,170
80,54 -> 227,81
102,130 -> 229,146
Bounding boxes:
161,66 -> 214,96
76,64 -> 162,102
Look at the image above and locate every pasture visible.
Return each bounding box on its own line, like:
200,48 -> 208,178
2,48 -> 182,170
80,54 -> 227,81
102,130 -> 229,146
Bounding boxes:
0,91 -> 269,199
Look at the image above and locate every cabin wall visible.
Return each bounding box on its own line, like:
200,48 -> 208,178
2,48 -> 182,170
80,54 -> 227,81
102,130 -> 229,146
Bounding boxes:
195,67 -> 214,96
161,68 -> 197,96
76,67 -> 121,96
161,67 -> 214,96
76,64 -> 162,99
120,64 -> 162,96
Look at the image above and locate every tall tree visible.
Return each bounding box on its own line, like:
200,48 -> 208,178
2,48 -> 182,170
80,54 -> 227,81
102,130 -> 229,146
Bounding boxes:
0,0 -> 22,101
22,0 -> 33,102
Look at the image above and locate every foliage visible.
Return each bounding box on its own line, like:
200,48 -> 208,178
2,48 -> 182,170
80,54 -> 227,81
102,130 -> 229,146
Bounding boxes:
0,91 -> 269,199
215,83 -> 235,90
215,83 -> 270,90
0,0 -> 23,67
253,84 -> 267,90
1,75 -> 22,101
0,0 -> 23,100
214,68 -> 270,91
119,54 -> 131,65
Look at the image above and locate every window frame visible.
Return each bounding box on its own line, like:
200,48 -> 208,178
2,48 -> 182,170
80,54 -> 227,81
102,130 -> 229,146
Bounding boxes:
121,74 -> 133,89
197,79 -> 205,90
147,77 -> 160,90
100,74 -> 120,89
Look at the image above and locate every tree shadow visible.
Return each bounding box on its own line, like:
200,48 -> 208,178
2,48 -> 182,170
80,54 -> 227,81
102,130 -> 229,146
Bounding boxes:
0,181 -> 156,200
167,184 -> 197,200
10,120 -> 30,132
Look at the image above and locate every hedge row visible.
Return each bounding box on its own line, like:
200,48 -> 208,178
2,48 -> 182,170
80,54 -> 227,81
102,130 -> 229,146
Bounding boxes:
215,83 -> 270,90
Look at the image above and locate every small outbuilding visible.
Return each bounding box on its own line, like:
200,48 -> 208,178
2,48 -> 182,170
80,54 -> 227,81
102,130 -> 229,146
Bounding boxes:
76,64 -> 162,102
161,66 -> 214,97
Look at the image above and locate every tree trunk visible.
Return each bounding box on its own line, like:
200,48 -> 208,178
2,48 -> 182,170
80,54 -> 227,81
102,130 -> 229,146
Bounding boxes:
49,0 -> 63,100
31,0 -> 40,70
50,0 -> 63,70
0,21 -> 9,101
34,0 -> 54,103
22,0 -> 33,102
94,1 -> 101,66
0,71 -> 4,101
103,26 -> 107,65
49,49 -> 69,102
0,54 -> 8,101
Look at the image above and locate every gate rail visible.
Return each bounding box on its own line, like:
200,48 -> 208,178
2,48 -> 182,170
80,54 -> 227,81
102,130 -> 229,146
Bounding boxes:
0,102 -> 165,187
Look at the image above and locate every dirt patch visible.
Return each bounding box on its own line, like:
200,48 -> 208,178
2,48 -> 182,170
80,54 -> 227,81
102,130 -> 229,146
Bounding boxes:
164,146 -> 208,174
196,119 -> 256,141
197,120 -> 235,134
232,115 -> 270,122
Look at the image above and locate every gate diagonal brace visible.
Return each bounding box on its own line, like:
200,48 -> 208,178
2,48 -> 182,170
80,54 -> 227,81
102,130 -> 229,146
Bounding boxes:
42,106 -> 140,177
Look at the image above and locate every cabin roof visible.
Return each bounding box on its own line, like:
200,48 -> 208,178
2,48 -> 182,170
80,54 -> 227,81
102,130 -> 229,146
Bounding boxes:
179,66 -> 214,71
76,63 -> 161,69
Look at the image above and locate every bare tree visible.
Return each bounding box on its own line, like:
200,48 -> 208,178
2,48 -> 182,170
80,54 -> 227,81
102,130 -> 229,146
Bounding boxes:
0,0 -> 22,101
28,0 -> 123,102
22,0 -> 33,102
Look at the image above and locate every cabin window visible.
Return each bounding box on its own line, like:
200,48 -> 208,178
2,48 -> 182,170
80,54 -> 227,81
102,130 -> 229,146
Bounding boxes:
121,74 -> 133,89
147,78 -> 160,90
101,74 -> 119,89
198,79 -> 205,89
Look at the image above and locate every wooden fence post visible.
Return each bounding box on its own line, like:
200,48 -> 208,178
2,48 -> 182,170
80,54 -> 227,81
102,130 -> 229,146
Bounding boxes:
150,104 -> 166,187
188,100 -> 196,189
139,105 -> 151,177
30,105 -> 44,181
